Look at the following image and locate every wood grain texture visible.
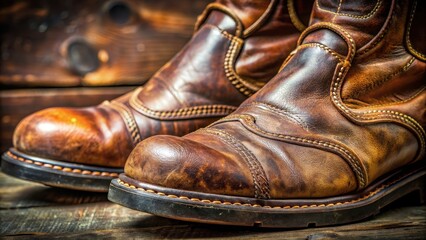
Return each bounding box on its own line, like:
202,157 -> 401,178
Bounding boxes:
0,174 -> 107,209
0,86 -> 135,153
0,0 -> 211,87
0,172 -> 425,239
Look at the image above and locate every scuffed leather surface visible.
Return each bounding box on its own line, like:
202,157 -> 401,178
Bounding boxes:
13,0 -> 312,167
13,106 -> 133,167
125,0 -> 425,199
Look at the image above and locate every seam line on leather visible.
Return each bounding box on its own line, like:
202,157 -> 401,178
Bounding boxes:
218,114 -> 365,189
200,128 -> 270,199
287,0 -> 307,32
243,0 -> 278,37
105,101 -> 142,146
298,43 -> 345,62
117,168 -> 415,209
332,0 -> 343,22
331,63 -> 426,163
311,21 -> 426,180
129,88 -> 237,120
222,30 -> 264,97
344,57 -> 416,101
316,0 -> 381,19
298,22 -> 356,60
358,1 -> 393,56
6,151 -> 120,177
245,101 -> 309,131
406,0 -> 426,61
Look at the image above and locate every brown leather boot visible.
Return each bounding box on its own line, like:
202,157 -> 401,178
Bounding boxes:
1,0 -> 313,192
109,0 -> 426,227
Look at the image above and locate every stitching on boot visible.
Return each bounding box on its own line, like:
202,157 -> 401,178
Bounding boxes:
304,22 -> 425,182
317,0 -> 381,19
103,101 -> 142,146
129,88 -> 237,120
117,168 -> 414,209
222,30 -> 265,97
344,57 -> 420,103
298,22 -> 356,60
331,63 -> 426,162
200,128 -> 271,199
217,114 -> 366,189
243,0 -> 279,37
298,43 -> 345,62
6,151 -> 120,177
406,0 -> 426,61
287,0 -> 307,32
358,1 -> 393,56
332,0 -> 343,22
301,23 -> 425,181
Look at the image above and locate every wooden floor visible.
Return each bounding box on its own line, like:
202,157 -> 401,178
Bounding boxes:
0,172 -> 425,239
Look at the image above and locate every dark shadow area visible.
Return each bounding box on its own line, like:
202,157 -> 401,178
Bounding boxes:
0,180 -> 108,209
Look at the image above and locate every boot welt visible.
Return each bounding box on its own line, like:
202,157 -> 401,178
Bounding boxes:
1,148 -> 122,192
108,164 -> 425,228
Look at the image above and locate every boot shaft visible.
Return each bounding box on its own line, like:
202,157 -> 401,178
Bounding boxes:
193,0 -> 315,93
295,0 -> 426,125
310,0 -> 425,58
132,0 -> 315,114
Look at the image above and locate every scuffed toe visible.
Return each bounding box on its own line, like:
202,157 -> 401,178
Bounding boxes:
124,135 -> 256,197
13,106 -> 133,167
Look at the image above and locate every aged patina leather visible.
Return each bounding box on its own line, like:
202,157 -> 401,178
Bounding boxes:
10,0 -> 313,168
118,0 -> 425,226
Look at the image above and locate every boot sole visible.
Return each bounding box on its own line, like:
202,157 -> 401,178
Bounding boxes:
1,148 -> 122,192
108,165 -> 425,228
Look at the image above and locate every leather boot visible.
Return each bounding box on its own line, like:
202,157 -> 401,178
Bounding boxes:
1,0 -> 313,192
109,0 -> 426,227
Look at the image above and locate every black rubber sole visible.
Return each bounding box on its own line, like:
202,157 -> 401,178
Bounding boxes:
108,167 -> 425,228
1,148 -> 123,192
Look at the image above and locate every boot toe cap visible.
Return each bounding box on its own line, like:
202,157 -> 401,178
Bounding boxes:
13,106 -> 132,167
124,135 -> 256,197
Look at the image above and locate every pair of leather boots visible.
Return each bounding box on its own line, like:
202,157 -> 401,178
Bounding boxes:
2,0 -> 425,228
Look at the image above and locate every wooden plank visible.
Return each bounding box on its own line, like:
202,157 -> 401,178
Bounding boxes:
0,86 -> 135,152
0,0 -> 210,87
0,204 -> 424,239
0,173 -> 107,209
0,202 -> 177,236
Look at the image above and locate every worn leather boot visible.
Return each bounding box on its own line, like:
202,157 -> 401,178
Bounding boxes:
109,0 -> 426,227
1,0 -> 313,192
